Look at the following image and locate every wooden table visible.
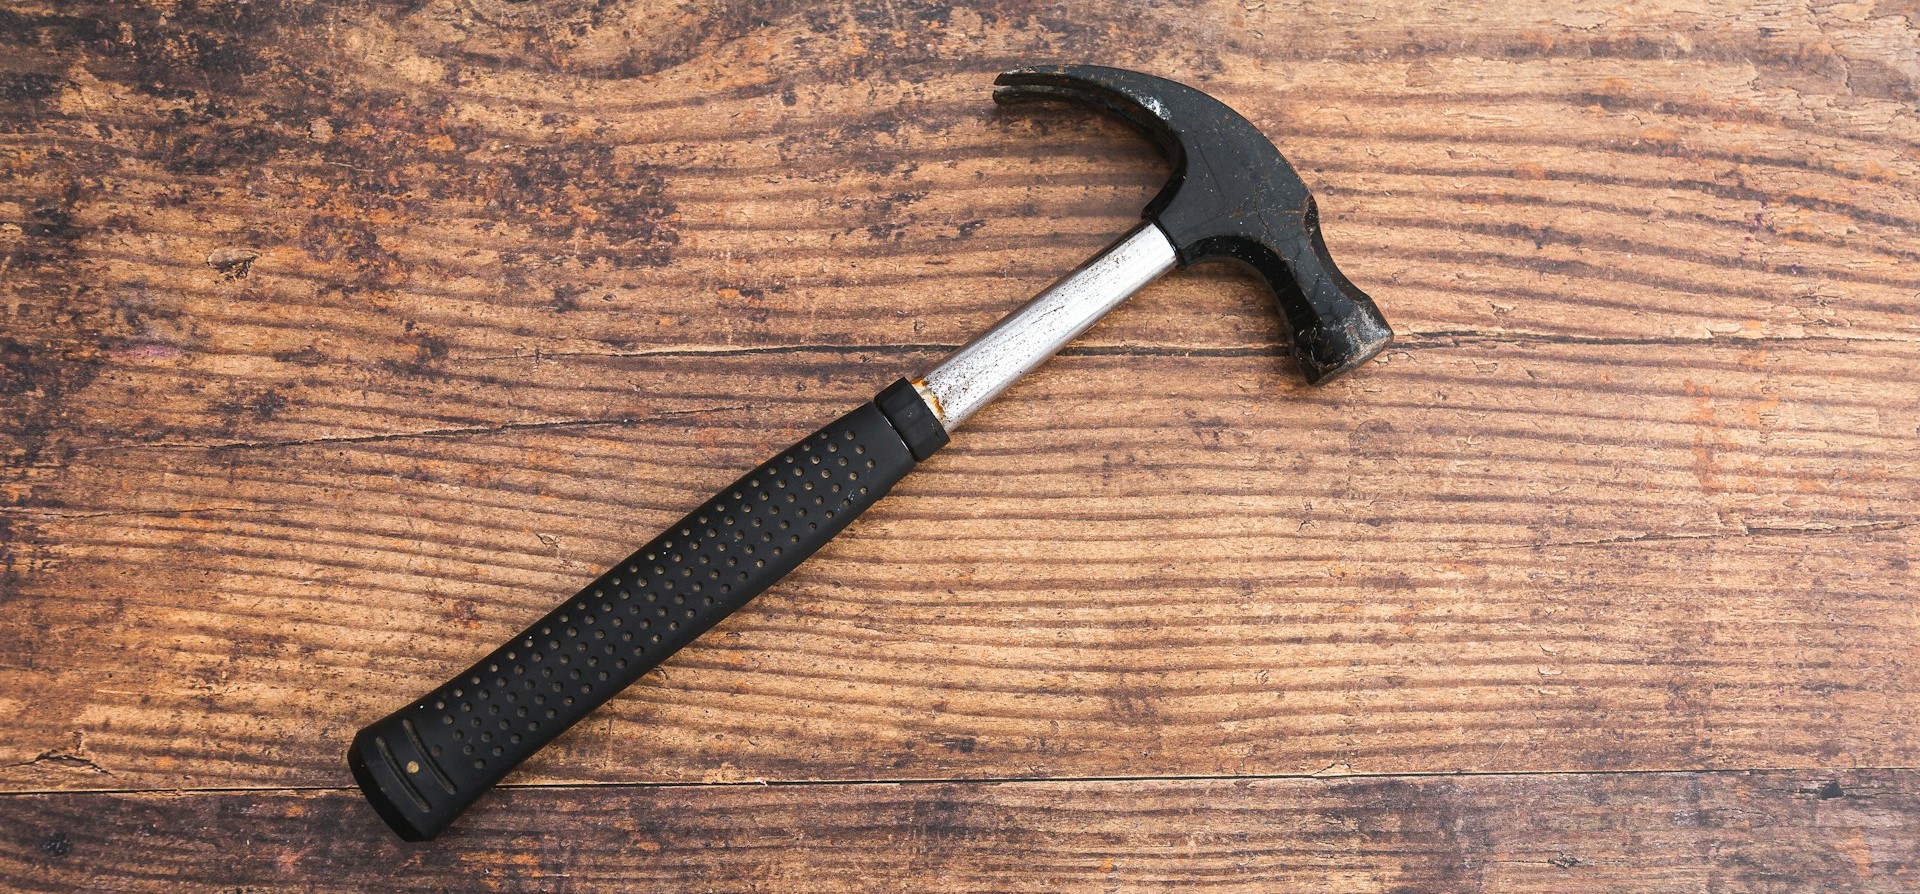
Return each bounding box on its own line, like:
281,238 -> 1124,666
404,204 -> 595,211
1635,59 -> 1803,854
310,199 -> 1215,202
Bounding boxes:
4,1 -> 1916,890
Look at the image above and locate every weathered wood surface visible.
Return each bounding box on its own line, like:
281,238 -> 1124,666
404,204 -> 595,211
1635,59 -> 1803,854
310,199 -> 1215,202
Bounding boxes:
4,770 -> 1916,892
5,345 -> 1918,792
2,0 -> 1917,889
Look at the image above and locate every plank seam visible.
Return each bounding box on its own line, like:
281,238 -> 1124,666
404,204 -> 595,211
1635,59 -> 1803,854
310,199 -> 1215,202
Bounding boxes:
3,765 -> 1915,799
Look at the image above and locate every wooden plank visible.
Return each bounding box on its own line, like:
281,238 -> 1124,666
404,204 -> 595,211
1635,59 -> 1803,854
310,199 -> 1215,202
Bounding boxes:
4,343 -> 1913,791
3,2 -> 1916,415
1,770 -> 1915,892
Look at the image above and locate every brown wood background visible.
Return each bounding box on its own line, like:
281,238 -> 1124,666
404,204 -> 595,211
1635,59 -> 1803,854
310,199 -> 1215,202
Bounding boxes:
2,0 -> 1917,890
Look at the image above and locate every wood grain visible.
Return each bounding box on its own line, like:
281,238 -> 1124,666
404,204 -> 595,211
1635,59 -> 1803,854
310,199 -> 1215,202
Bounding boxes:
2,0 -> 1916,889
3,345 -> 1916,791
3,770 -> 1915,892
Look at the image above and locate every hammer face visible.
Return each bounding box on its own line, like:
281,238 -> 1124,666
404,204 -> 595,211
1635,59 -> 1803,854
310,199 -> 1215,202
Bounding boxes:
1198,196 -> 1393,385
995,65 -> 1392,383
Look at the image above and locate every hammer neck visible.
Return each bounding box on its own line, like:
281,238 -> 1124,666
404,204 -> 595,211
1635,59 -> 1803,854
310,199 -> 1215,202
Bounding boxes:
917,222 -> 1177,430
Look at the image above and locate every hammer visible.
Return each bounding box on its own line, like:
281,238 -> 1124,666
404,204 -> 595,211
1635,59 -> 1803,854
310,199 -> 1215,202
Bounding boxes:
349,64 -> 1391,841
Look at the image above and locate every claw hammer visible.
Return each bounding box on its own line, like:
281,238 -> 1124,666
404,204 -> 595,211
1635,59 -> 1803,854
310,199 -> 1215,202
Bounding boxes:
350,64 -> 1392,841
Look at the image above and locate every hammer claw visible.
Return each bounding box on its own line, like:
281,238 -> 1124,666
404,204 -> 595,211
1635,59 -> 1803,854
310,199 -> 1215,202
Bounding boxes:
992,64 -> 1392,383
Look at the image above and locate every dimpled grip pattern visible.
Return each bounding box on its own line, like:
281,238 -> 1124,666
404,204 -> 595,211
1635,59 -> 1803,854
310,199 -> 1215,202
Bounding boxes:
350,400 -> 920,841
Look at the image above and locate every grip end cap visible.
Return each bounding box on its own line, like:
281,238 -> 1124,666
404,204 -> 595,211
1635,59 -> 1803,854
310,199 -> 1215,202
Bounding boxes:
348,723 -> 448,842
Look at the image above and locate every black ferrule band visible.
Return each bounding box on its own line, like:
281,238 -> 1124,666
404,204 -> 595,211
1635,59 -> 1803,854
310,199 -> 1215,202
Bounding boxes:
875,378 -> 949,461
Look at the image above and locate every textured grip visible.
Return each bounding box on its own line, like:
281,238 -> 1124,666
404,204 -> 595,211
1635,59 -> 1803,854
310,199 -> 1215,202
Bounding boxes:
350,399 -> 922,840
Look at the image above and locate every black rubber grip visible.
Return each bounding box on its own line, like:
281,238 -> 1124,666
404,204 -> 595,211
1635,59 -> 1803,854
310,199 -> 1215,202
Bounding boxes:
349,396 -> 927,840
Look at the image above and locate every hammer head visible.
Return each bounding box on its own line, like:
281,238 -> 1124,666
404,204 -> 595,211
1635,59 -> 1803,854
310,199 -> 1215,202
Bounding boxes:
996,65 -> 1391,384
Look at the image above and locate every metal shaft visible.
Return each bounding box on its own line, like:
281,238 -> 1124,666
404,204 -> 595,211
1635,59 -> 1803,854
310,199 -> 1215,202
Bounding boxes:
918,222 -> 1178,429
